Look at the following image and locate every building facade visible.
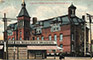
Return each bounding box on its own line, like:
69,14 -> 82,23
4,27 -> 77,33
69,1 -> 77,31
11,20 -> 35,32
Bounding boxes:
5,1 -> 89,56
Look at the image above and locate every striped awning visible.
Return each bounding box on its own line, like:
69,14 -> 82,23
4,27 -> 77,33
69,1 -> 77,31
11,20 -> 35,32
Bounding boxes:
27,46 -> 62,50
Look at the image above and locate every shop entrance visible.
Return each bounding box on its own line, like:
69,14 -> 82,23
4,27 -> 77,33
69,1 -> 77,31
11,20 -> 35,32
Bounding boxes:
28,50 -> 46,59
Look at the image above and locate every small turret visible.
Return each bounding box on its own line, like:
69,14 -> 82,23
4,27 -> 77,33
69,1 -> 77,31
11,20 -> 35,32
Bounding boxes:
68,3 -> 76,18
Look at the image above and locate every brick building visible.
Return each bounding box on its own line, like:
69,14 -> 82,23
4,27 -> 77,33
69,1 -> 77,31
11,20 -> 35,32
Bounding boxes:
5,1 -> 89,57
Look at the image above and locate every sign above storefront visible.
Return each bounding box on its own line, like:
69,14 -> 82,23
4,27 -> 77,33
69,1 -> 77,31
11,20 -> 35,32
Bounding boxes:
7,40 -> 57,45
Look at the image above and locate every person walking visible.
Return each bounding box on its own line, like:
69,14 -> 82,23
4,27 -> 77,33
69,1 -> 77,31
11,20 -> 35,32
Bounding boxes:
59,52 -> 65,60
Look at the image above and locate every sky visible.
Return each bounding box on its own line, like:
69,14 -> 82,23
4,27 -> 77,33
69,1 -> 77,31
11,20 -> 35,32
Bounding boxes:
0,0 -> 93,40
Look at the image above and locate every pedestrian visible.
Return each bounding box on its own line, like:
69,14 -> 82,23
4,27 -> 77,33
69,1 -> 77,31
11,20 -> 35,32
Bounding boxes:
59,52 -> 65,60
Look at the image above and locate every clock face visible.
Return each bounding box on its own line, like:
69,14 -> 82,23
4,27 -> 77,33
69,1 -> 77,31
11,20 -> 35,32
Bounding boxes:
18,20 -> 24,28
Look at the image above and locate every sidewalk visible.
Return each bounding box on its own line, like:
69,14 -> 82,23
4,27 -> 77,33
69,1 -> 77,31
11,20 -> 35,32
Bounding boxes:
0,57 -> 93,60
45,57 -> 93,60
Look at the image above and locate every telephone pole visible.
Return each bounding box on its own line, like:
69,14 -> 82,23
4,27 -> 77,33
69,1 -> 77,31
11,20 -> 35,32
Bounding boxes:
86,13 -> 93,58
3,13 -> 8,60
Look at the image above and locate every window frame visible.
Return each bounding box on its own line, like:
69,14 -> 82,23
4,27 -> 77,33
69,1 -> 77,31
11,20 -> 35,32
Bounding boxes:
41,36 -> 44,40
37,37 -> 39,40
49,35 -> 51,41
60,44 -> 63,48
60,34 -> 63,41
54,34 -> 57,41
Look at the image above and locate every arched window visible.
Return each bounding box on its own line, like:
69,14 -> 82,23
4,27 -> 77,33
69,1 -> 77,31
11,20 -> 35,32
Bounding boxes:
60,34 -> 63,41
60,44 -> 63,48
49,35 -> 51,41
41,36 -> 44,40
37,37 -> 39,40
12,37 -> 14,40
20,37 -> 22,40
54,34 -> 57,41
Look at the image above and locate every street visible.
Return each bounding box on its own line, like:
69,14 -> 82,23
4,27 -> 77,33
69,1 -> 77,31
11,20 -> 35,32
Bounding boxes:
0,57 -> 93,60
45,57 -> 93,60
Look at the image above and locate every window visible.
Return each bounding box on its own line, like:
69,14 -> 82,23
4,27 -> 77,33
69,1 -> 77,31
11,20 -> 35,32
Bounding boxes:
72,34 -> 74,41
33,37 -> 35,40
12,37 -> 14,40
41,36 -> 44,40
60,34 -> 63,41
37,37 -> 39,40
72,44 -> 74,52
51,24 -> 61,32
9,38 -> 11,40
54,34 -> 57,41
57,27 -> 59,30
49,35 -> 51,41
20,37 -> 22,40
60,44 -> 63,48
20,31 -> 22,35
49,50 -> 51,52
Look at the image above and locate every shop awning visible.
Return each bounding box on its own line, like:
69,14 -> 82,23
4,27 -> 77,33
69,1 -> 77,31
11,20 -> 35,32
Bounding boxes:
27,46 -> 62,50
0,45 -> 3,50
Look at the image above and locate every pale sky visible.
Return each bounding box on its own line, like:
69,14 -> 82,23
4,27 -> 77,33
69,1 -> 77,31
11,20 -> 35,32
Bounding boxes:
0,0 -> 93,40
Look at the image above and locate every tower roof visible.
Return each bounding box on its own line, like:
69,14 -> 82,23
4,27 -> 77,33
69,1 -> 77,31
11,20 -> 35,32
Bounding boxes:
17,1 -> 30,18
69,4 -> 76,9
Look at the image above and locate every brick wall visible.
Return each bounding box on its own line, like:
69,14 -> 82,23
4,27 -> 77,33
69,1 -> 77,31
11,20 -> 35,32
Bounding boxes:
30,24 -> 71,53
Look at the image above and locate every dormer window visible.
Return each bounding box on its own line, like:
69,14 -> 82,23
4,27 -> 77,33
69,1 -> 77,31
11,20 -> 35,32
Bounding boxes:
34,27 -> 42,35
51,23 -> 61,32
50,17 -> 61,32
7,30 -> 13,36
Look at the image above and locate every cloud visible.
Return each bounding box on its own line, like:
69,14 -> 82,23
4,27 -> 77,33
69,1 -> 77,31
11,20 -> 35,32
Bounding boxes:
0,0 -> 4,3
32,5 -> 68,20
0,5 -> 18,40
76,5 -> 88,18
0,5 -> 18,18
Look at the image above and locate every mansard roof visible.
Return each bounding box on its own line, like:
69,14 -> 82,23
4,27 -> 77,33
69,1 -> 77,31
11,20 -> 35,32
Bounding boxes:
30,15 -> 84,30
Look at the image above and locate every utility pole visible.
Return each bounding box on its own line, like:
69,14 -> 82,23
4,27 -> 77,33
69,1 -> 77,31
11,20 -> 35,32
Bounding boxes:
86,13 -> 93,58
13,27 -> 15,60
3,13 -> 8,60
82,15 -> 86,56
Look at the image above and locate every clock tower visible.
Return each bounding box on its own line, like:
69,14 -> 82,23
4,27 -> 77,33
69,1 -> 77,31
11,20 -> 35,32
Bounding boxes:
17,1 -> 30,40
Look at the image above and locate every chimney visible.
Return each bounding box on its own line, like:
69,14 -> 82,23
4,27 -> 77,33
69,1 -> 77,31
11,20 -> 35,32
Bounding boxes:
82,15 -> 85,20
32,17 -> 37,24
82,15 -> 85,23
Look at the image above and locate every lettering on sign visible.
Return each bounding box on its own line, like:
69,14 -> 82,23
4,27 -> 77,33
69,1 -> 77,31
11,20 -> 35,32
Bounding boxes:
8,41 -> 55,44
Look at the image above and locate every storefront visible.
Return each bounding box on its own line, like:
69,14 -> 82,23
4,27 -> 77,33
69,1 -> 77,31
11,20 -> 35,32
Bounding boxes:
0,40 -> 62,59
0,45 -> 3,59
27,45 -> 60,59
